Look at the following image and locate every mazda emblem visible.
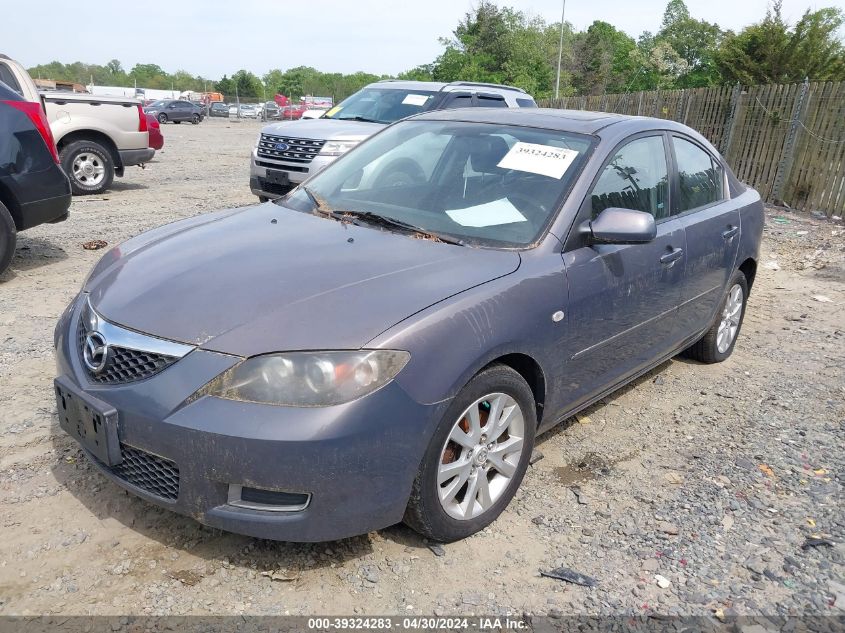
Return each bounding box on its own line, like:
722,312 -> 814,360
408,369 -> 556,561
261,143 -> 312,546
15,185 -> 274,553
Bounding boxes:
83,331 -> 109,373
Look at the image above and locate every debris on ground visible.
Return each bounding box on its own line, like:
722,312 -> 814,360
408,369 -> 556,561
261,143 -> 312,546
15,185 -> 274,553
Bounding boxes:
541,566 -> 598,587
261,568 -> 299,582
427,543 -> 446,557
81,239 -> 108,250
801,538 -> 834,550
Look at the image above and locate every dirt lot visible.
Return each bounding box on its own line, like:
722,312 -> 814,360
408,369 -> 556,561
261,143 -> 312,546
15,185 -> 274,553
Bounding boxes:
0,119 -> 843,619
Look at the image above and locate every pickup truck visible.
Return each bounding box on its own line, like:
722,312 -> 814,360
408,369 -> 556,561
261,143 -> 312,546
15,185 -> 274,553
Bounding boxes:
0,54 -> 153,195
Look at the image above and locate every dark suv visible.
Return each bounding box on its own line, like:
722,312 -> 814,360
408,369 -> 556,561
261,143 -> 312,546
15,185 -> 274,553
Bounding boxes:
0,81 -> 71,276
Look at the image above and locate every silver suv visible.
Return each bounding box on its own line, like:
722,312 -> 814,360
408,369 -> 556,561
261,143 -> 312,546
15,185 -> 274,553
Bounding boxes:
249,80 -> 536,201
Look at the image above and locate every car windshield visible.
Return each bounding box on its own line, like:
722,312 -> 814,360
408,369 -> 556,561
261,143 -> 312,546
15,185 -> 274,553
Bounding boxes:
283,120 -> 594,248
322,88 -> 438,124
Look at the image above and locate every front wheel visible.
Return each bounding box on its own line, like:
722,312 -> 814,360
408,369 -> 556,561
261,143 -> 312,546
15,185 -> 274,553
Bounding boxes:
157,113 -> 167,124
404,364 -> 536,542
60,140 -> 114,195
191,114 -> 200,124
683,270 -> 749,363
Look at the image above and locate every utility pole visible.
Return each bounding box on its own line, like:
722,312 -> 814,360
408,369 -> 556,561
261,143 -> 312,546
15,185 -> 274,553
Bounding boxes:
554,0 -> 567,101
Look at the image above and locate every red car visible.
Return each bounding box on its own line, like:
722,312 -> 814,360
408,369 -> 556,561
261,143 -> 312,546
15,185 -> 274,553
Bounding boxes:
146,113 -> 164,150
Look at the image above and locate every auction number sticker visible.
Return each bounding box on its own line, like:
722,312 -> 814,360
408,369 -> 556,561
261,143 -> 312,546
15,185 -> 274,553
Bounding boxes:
402,94 -> 430,106
497,142 -> 579,179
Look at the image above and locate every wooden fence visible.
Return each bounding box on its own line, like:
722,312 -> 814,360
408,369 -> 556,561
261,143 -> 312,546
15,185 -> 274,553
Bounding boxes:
541,81 -> 845,217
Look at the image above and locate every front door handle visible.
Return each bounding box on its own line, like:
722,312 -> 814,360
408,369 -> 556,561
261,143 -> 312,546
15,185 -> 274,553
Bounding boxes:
660,247 -> 684,265
722,225 -> 739,240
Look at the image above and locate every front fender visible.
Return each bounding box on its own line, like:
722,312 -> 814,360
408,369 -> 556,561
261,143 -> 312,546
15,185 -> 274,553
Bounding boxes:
368,253 -> 569,410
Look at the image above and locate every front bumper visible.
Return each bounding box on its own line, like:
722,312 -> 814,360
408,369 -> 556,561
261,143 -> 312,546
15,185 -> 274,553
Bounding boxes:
54,295 -> 445,542
119,148 -> 155,167
249,149 -> 336,199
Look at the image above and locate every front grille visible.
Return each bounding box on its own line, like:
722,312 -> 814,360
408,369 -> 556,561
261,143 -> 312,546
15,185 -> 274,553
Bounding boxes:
109,444 -> 179,501
77,322 -> 177,385
257,134 -> 325,164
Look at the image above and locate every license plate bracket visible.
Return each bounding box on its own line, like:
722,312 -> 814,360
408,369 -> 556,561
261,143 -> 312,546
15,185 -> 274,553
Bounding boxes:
265,169 -> 290,186
55,377 -> 121,466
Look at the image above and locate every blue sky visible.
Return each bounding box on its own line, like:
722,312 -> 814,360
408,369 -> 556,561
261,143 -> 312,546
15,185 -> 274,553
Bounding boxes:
4,0 -> 844,78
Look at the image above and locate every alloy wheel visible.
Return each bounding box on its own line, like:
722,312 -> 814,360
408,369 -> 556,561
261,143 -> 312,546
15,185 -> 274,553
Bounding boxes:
717,283 -> 744,353
437,393 -> 525,520
72,152 -> 106,187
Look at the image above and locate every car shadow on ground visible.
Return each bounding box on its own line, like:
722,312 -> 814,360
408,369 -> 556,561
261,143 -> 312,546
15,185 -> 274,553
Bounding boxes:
3,236 -> 68,278
46,358 -> 681,567
105,181 -> 148,192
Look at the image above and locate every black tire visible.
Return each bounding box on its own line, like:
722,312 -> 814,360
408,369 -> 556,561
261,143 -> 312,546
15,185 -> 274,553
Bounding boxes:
404,364 -> 536,542
157,113 -> 167,124
683,270 -> 749,364
191,114 -> 200,124
59,139 -> 115,195
0,200 -> 17,277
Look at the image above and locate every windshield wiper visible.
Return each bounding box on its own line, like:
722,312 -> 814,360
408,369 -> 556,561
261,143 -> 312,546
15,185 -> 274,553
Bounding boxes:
337,115 -> 386,124
338,210 -> 465,246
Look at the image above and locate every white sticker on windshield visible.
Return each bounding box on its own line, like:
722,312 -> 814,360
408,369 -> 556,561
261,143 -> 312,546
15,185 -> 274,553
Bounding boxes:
446,199 -> 528,228
402,94 -> 430,106
497,142 -> 579,179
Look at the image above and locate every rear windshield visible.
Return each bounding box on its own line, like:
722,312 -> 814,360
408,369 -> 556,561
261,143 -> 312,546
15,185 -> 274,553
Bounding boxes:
322,88 -> 438,124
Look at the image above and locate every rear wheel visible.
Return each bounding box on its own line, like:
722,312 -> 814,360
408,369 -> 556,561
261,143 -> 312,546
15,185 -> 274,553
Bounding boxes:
683,270 -> 748,363
0,201 -> 17,276
60,140 -> 114,195
404,364 -> 536,542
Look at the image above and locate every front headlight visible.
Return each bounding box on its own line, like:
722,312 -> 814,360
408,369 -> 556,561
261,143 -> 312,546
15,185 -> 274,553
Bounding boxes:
320,140 -> 361,157
196,350 -> 410,407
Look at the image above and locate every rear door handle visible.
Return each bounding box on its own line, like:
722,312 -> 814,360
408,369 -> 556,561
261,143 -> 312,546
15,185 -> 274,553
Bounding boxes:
660,248 -> 684,265
722,226 -> 739,240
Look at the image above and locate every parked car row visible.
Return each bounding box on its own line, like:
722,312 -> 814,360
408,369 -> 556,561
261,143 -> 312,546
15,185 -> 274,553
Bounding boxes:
0,52 -> 765,546
53,72 -> 764,544
1,54 -> 156,196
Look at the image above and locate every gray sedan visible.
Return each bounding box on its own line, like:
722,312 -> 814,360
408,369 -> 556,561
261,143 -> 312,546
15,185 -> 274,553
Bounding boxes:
54,108 -> 763,543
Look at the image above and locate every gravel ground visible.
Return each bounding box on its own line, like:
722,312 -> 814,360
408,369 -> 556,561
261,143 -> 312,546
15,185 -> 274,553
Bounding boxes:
0,119 -> 843,619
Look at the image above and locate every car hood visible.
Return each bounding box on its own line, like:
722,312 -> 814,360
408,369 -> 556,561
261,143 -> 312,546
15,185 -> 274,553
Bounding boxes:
262,118 -> 383,141
85,204 -> 521,357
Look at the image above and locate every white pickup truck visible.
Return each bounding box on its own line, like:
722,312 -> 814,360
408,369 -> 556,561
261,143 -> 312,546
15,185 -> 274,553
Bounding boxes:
0,54 -> 153,195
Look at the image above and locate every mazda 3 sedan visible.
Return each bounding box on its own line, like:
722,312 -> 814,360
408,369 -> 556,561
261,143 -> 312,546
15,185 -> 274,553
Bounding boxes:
55,108 -> 763,542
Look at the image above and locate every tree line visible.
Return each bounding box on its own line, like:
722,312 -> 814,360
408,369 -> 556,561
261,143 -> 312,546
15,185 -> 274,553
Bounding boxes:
26,0 -> 845,102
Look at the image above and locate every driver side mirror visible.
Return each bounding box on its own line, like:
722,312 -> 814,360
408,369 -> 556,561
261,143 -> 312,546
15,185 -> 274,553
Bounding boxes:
588,207 -> 656,244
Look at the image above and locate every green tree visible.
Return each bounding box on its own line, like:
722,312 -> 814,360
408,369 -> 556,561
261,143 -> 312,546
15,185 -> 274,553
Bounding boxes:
655,0 -> 723,87
571,21 -> 637,94
716,2 -> 845,83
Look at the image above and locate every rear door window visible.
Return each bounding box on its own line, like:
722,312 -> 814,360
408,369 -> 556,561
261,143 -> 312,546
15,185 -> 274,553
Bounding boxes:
590,136 -> 670,220
672,136 -> 723,212
441,93 -> 473,109
516,98 -> 537,108
475,94 -> 507,108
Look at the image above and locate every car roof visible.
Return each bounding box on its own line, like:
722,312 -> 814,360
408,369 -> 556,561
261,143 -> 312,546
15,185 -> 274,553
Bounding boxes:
410,107 -> 691,136
364,80 -> 527,95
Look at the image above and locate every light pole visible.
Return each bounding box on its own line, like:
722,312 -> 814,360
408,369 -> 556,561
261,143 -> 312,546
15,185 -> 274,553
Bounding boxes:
554,0 -> 567,101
